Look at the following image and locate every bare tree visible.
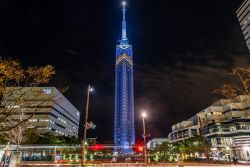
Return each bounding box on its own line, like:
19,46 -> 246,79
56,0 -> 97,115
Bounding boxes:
1,109 -> 29,151
214,67 -> 250,98
0,57 -> 55,132
214,66 -> 250,118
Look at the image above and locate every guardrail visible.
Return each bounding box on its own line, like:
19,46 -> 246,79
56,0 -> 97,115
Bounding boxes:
20,162 -> 250,167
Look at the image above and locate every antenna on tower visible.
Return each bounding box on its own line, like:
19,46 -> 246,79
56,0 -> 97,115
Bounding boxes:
121,1 -> 127,41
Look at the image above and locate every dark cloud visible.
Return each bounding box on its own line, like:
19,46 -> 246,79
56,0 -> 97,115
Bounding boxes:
135,53 -> 250,135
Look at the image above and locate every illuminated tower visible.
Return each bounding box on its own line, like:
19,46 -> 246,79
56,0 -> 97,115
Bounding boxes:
114,1 -> 135,154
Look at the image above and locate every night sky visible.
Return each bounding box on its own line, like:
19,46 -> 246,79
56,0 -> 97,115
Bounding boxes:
0,0 -> 249,142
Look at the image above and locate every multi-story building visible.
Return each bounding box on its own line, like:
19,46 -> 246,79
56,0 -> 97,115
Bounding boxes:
237,0 -> 250,51
147,138 -> 170,150
168,116 -> 200,143
1,87 -> 80,137
168,95 -> 250,161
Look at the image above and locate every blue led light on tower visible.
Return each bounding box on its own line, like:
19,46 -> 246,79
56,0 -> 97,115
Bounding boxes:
114,1 -> 135,154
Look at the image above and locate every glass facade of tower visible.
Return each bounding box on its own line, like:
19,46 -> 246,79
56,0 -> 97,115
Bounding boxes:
114,4 -> 135,154
237,0 -> 250,51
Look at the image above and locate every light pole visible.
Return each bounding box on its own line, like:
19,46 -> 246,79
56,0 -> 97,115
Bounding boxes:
198,116 -> 209,163
141,112 -> 147,164
82,85 -> 93,167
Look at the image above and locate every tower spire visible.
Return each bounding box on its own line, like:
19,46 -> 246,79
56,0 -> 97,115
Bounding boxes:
121,1 -> 127,41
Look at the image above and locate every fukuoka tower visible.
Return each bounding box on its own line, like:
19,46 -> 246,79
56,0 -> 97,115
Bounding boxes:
114,1 -> 135,154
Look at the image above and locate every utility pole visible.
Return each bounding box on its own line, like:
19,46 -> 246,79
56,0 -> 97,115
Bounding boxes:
141,112 -> 147,164
198,116 -> 209,163
82,85 -> 93,167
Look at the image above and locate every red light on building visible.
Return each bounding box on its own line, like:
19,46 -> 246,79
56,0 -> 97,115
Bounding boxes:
138,146 -> 143,152
133,145 -> 144,153
89,144 -> 104,151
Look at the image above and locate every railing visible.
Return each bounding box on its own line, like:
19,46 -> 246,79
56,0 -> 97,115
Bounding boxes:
0,145 -> 249,167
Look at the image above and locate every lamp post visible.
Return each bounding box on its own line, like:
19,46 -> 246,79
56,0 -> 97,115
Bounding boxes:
198,116 -> 209,163
82,85 -> 93,167
141,112 -> 147,164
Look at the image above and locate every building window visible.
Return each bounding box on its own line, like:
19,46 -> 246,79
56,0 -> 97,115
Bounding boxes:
211,138 -> 217,147
229,125 -> 236,132
220,137 -> 233,146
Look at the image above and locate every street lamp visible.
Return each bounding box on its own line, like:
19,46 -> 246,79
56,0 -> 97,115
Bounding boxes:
122,1 -> 126,6
82,85 -> 94,167
197,116 -> 209,163
141,112 -> 147,164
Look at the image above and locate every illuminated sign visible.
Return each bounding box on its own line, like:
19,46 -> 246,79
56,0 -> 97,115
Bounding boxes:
43,88 -> 52,95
